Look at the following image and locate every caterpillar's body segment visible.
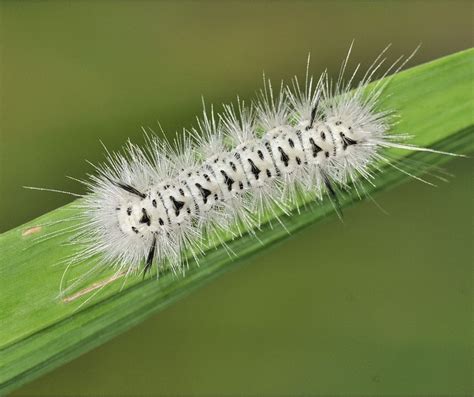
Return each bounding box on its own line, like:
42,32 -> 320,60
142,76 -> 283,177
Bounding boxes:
67,46 -> 452,285
119,118 -> 356,240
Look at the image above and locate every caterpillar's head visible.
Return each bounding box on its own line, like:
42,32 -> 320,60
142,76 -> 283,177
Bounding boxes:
324,109 -> 386,161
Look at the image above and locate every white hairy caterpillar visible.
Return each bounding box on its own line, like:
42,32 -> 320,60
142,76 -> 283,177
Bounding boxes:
38,45 -> 456,296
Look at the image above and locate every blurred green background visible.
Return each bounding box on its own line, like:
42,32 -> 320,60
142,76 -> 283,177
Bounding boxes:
1,1 -> 472,395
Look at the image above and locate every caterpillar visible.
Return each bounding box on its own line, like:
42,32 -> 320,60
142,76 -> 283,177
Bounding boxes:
44,45 -> 456,296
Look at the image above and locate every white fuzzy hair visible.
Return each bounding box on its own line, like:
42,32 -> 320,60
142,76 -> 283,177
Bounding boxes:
44,44 -> 456,298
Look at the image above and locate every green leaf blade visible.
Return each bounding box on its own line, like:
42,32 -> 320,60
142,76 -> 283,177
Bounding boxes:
0,48 -> 473,394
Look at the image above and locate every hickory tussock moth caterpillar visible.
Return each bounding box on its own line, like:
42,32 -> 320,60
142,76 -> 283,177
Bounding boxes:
30,45 -> 459,299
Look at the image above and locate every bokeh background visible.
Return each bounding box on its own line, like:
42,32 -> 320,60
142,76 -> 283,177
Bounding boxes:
1,1 -> 472,395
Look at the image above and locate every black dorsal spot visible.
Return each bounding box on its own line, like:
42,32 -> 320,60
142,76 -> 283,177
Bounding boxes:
195,183 -> 211,204
266,169 -> 272,178
229,161 -> 237,172
296,157 -> 301,165
158,218 -> 164,226
309,138 -> 322,158
151,199 -> 157,208
170,196 -> 185,216
239,181 -> 244,190
139,208 -> 151,226
277,146 -> 290,167
320,131 -> 326,141
131,226 -> 139,234
340,132 -> 358,150
127,207 -> 132,216
325,151 -> 330,158
247,158 -> 261,180
257,150 -> 264,160
288,138 -> 295,148
220,170 -> 234,191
